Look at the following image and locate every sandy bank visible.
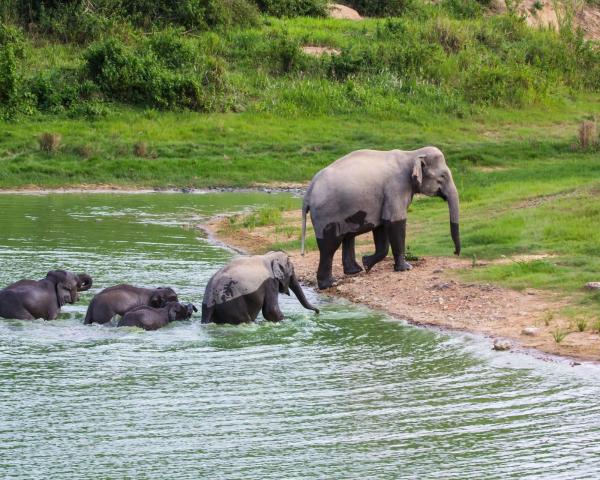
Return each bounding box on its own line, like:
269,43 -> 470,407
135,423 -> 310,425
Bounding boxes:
202,210 -> 600,363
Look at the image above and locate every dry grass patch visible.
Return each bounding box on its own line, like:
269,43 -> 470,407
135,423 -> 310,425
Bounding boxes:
38,133 -> 62,153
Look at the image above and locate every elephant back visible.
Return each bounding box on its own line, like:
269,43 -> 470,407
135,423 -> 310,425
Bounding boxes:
203,257 -> 271,308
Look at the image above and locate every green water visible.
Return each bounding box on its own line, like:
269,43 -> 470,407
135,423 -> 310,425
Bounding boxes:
1,193 -> 599,479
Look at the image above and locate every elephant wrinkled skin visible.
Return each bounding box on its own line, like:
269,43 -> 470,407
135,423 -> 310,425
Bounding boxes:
0,270 -> 93,320
118,302 -> 197,330
84,284 -> 178,324
201,251 -> 319,324
302,146 -> 461,289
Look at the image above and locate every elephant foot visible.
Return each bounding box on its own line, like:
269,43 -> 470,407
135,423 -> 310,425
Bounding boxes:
343,262 -> 363,275
317,276 -> 336,290
394,260 -> 412,272
362,255 -> 384,273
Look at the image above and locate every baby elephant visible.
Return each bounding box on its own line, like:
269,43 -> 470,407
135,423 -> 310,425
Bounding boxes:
84,284 -> 178,324
202,251 -> 319,325
118,302 -> 197,330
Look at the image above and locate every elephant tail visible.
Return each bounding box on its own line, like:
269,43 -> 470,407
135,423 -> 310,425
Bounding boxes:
301,203 -> 309,256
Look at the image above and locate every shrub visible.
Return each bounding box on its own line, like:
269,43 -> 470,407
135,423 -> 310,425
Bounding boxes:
84,38 -> 230,111
133,141 -> 148,157
38,132 -> 62,152
253,0 -> 329,17
578,120 -> 598,149
462,64 -> 546,107
344,0 -> 417,16
0,22 -> 25,117
551,328 -> 568,343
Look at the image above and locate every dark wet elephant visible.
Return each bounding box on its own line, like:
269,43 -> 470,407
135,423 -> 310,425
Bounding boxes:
118,302 -> 197,330
201,251 -> 319,325
301,146 -> 461,289
84,284 -> 178,324
0,270 -> 93,320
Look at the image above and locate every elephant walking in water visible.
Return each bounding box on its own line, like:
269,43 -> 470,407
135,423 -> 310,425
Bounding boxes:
201,251 -> 319,324
301,146 -> 461,289
0,270 -> 93,320
84,285 -> 178,324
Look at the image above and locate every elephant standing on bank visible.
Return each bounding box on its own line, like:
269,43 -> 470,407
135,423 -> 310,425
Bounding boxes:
118,302 -> 197,330
0,270 -> 93,320
301,146 -> 461,289
201,251 -> 319,325
84,284 -> 178,324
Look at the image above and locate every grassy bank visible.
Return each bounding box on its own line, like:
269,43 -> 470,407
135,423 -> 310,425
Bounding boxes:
1,94 -> 599,188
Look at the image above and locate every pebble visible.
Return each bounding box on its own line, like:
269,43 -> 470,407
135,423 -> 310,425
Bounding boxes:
493,339 -> 511,351
521,327 -> 540,336
433,269 -> 444,274
585,282 -> 600,290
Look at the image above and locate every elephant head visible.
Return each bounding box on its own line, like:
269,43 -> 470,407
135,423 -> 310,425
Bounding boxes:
166,302 -> 197,322
411,147 -> 461,256
267,251 -> 319,313
46,270 -> 82,306
149,287 -> 178,308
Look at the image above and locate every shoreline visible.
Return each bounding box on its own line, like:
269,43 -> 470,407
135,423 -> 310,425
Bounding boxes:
201,211 -> 600,365
0,184 -> 307,195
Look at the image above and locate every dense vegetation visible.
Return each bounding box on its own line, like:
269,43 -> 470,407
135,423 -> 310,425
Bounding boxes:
1,0 -> 599,120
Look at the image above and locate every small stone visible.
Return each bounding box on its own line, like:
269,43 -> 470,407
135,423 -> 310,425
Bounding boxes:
585,282 -> 600,290
433,269 -> 444,274
521,327 -> 540,336
493,339 -> 511,351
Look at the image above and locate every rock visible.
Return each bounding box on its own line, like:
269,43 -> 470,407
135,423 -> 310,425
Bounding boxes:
493,339 -> 511,351
585,282 -> 600,290
521,327 -> 540,336
433,268 -> 444,274
432,282 -> 452,290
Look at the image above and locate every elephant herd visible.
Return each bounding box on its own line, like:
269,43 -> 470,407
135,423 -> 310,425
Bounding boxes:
0,146 -> 460,329
0,252 -> 319,329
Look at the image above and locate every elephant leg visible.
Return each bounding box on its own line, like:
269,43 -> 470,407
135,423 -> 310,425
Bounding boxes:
342,235 -> 363,275
362,225 -> 390,272
262,279 -> 284,322
385,219 -> 412,272
316,234 -> 342,290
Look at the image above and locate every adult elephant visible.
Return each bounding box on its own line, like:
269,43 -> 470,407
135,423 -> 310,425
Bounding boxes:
301,146 -> 461,289
0,270 -> 93,320
118,302 -> 197,330
201,251 -> 319,325
84,285 -> 178,324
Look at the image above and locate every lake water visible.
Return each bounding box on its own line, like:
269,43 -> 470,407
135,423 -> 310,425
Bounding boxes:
0,193 -> 599,479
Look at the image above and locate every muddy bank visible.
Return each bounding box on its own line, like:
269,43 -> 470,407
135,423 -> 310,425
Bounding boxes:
202,210 -> 600,363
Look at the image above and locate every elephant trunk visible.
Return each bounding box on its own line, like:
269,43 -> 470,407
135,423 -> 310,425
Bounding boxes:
447,184 -> 461,256
77,273 -> 93,291
289,274 -> 319,314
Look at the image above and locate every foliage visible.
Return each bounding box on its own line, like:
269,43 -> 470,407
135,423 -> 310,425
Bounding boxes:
253,0 -> 328,17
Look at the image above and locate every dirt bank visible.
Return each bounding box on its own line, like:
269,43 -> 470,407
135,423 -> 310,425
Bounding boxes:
202,210 -> 600,363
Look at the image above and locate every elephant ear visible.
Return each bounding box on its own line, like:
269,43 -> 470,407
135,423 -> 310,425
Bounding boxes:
271,255 -> 291,295
46,270 -> 70,307
411,154 -> 426,192
168,305 -> 178,322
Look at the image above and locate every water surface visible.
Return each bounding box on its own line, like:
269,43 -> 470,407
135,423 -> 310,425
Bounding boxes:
1,193 -> 599,479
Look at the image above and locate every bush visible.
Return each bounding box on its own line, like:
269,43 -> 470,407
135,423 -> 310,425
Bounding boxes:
344,0 -> 417,17
254,0 -> 328,17
0,22 -> 25,118
38,132 -> 62,152
84,38 -> 230,111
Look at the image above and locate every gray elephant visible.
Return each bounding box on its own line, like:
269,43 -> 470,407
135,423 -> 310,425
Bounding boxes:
301,146 -> 460,289
201,251 -> 319,325
84,284 -> 178,324
0,270 -> 93,320
118,302 -> 197,330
